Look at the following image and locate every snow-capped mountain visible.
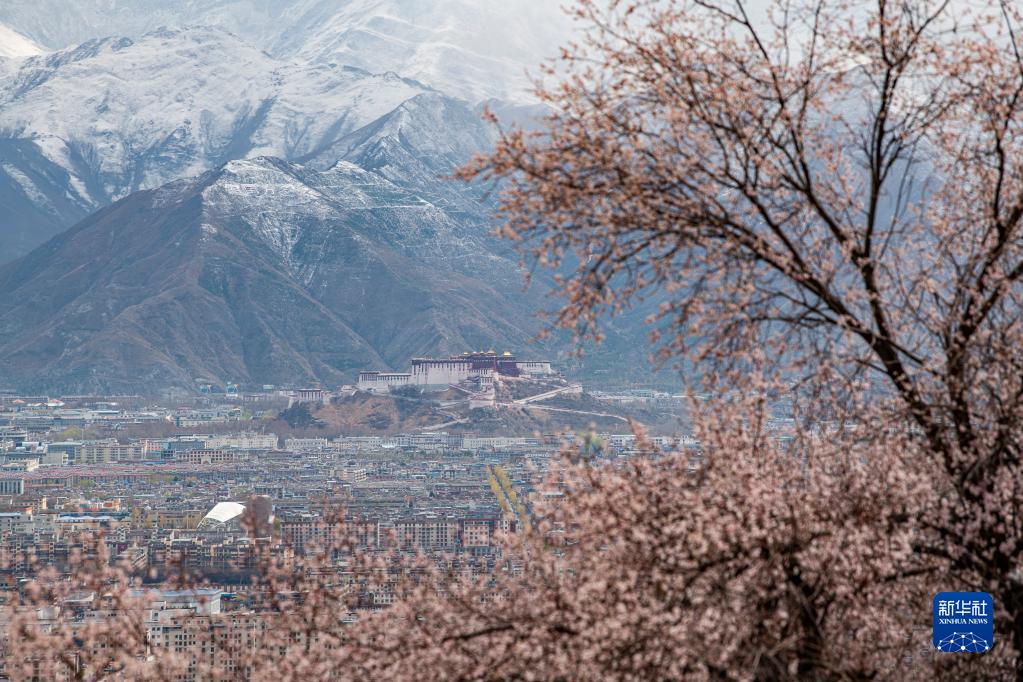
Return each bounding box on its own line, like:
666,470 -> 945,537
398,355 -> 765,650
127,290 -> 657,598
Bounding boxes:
0,26 -> 442,260
0,0 -> 573,102
305,92 -> 506,215
0,157 -> 550,392
279,0 -> 574,102
0,2 -> 639,393
0,22 -> 43,59
0,2 -> 571,261
0,26 -> 433,188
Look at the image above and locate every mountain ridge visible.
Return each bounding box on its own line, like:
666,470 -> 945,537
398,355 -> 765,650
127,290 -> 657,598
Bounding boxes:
0,4 -> 659,393
0,26 -> 449,261
0,156 -> 552,393
0,0 -> 572,102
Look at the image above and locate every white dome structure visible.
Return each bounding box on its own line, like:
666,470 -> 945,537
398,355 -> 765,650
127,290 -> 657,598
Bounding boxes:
197,501 -> 246,530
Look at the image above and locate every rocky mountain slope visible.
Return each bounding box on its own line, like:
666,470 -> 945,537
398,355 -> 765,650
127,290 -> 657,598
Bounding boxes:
0,157 -> 550,392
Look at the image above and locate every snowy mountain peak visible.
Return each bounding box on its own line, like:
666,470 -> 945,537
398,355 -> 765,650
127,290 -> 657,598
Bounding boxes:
0,3 -> 566,261
0,0 -> 574,103
0,25 -> 441,259
0,21 -> 44,58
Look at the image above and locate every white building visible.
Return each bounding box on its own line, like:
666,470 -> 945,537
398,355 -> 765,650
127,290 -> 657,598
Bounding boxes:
356,371 -> 413,392
462,436 -> 531,450
197,502 -> 247,531
358,351 -> 556,393
516,361 -> 554,377
206,433 -> 278,450
80,440 -> 144,464
284,437 -> 330,450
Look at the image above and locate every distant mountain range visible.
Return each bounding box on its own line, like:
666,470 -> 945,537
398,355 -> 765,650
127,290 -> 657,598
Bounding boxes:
0,4 -> 657,393
0,0 -> 571,102
0,26 -> 451,261
0,153 -> 553,392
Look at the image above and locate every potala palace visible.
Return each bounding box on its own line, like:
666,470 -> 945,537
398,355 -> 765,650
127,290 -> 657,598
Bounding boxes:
357,351 -> 557,393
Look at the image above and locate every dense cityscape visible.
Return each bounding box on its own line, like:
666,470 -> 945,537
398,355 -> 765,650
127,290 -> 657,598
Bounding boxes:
0,356 -> 700,677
